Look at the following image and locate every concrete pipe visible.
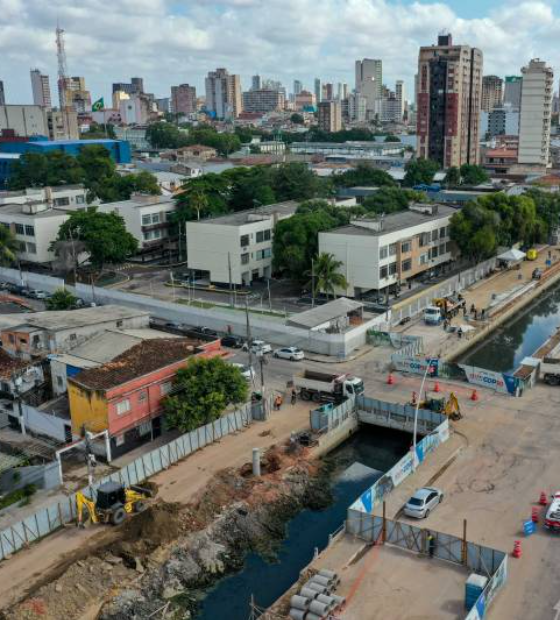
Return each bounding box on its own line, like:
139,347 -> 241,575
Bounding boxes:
305,614 -> 322,620
300,587 -> 319,600
309,575 -> 331,587
316,594 -> 335,606
318,569 -> 338,580
289,609 -> 307,620
290,595 -> 310,611
331,593 -> 346,606
306,582 -> 328,595
309,600 -> 331,616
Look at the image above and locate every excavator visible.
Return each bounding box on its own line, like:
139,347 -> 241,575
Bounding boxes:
413,392 -> 462,421
76,481 -> 156,527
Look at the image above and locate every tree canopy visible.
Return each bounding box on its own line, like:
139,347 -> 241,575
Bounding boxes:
459,164 -> 490,186
146,122 -> 242,157
403,158 -> 440,187
0,226 -> 18,266
163,357 -> 248,432
333,164 -> 396,188
311,252 -> 348,298
54,209 -> 138,268
360,188 -> 427,215
46,288 -> 78,310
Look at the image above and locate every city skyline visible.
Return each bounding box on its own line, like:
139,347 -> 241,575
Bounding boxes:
1,0 -> 560,105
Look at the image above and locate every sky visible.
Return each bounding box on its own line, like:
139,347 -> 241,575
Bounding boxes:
1,0 -> 560,106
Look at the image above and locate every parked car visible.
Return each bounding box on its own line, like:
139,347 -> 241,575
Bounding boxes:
545,491 -> 560,531
242,339 -> 272,354
190,326 -> 219,339
273,346 -> 305,361
221,335 -> 244,348
532,268 -> 543,280
403,487 -> 444,519
164,321 -> 184,331
28,290 -> 49,300
230,362 -> 255,382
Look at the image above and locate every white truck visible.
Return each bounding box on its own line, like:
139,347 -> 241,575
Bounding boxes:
424,305 -> 443,325
539,358 -> 560,386
292,370 -> 364,404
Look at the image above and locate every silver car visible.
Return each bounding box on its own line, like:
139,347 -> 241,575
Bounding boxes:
403,487 -> 444,519
273,347 -> 305,361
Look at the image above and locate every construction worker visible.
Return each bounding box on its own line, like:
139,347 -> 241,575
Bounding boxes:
274,394 -> 283,411
427,532 -> 436,558
291,389 -> 297,405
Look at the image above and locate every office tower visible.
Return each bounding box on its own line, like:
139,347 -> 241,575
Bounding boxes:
314,78 -> 322,104
293,80 -> 303,96
417,33 -> 483,167
61,76 -> 91,113
251,75 -> 261,91
0,81 -> 4,106
30,70 -> 52,108
242,89 -> 285,113
518,59 -> 554,169
112,78 -> 144,96
355,59 -> 382,117
503,76 -> 522,108
395,80 -> 405,122
155,97 -> 171,113
205,68 -> 242,119
481,75 -> 503,112
337,82 -> 348,101
131,77 -> 144,93
170,84 -> 197,117
318,100 -> 342,132
322,83 -> 334,101
347,92 -> 367,122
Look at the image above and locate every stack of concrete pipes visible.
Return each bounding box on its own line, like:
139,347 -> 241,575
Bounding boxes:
289,569 -> 345,620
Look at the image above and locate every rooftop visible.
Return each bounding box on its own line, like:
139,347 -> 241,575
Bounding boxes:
196,200 -> 299,226
287,298 -> 364,330
70,338 -> 202,390
325,204 -> 459,237
0,349 -> 33,380
99,194 -> 175,211
0,204 -> 72,219
25,139 -> 122,147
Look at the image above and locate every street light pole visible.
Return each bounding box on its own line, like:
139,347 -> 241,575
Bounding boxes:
412,358 -> 435,459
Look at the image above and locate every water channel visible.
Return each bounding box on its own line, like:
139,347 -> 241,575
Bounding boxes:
460,281 -> 560,373
195,425 -> 411,620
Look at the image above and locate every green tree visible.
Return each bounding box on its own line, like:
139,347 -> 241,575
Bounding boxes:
383,134 -> 401,142
0,226 -> 18,265
270,163 -> 323,201
444,166 -> 461,186
146,122 -> 190,149
310,252 -> 348,298
163,357 -> 248,432
46,288 -> 78,310
334,163 -> 396,188
290,113 -> 305,124
8,152 -> 83,189
361,188 -> 426,215
403,158 -> 440,187
55,209 -> 138,269
459,164 -> 490,186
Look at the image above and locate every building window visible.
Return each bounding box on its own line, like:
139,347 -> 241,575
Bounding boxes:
138,391 -> 147,403
76,195 -> 85,204
138,421 -> 151,436
388,262 -> 397,275
389,243 -> 397,256
151,213 -> 160,224
446,241 -> 452,253
116,399 -> 131,415
26,242 -> 37,254
142,214 -> 151,226
419,253 -> 429,265
256,229 -> 271,243
379,265 -> 388,279
439,227 -> 446,238
18,241 -> 26,252
161,382 -> 172,396
402,258 -> 412,272
25,225 -> 35,237
115,434 -> 125,446
439,243 -> 446,256
430,246 -> 439,259
240,234 -> 249,247
54,197 -> 70,207
419,233 -> 429,247
116,320 -> 123,328
57,376 -> 64,388
15,223 -> 24,235
431,230 -> 438,242
241,253 -> 249,265
401,241 -> 411,253
379,246 -> 388,259
69,333 -> 77,341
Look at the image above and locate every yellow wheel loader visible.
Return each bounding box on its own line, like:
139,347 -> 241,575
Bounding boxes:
76,481 -> 156,527
416,392 -> 462,421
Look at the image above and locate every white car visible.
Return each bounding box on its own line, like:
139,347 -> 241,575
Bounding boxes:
230,363 -> 255,382
242,340 -> 272,354
545,491 -> 560,531
403,487 -> 444,519
273,347 -> 305,361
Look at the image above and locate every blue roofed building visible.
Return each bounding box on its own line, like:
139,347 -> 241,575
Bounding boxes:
0,153 -> 20,189
0,138 -> 132,164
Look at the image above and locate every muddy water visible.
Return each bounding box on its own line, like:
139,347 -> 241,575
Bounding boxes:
460,282 -> 560,373
196,425 -> 411,620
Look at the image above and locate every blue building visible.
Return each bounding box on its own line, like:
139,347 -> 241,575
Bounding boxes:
0,153 -> 20,189
0,138 -> 132,164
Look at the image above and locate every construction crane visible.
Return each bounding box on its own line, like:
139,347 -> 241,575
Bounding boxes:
56,22 -> 68,110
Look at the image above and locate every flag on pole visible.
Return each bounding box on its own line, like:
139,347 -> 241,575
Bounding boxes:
92,98 -> 104,112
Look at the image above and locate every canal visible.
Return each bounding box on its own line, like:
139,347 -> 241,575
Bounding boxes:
195,425 -> 411,620
460,281 -> 560,373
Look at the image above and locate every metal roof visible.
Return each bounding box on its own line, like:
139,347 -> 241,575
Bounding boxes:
287,298 -> 363,330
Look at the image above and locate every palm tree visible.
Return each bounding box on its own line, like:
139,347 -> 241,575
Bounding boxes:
310,252 -> 348,299
0,226 -> 18,266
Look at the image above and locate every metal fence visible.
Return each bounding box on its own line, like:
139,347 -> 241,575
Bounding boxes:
0,404 -> 254,561
367,330 -> 424,357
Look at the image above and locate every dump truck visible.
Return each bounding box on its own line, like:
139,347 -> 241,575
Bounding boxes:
540,358 -> 560,386
292,370 -> 364,404
433,295 -> 466,319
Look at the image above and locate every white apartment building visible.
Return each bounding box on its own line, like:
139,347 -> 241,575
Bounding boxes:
205,68 -> 242,120
186,201 -> 298,285
30,70 -> 52,108
319,204 -> 458,297
518,59 -> 554,170
355,59 -> 382,118
0,105 -> 47,137
0,185 -> 88,209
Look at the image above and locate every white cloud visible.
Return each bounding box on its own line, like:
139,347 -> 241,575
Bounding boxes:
0,0 -> 559,105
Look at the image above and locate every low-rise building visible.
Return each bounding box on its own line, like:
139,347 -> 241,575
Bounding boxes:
0,138 -> 131,164
113,126 -> 149,150
482,146 -> 519,176
68,337 -> 224,456
186,201 -> 298,285
319,203 -> 459,297
242,89 -> 285,114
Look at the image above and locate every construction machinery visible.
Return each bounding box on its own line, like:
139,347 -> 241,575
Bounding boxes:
433,295 -> 466,319
76,481 -> 156,527
416,392 -> 462,420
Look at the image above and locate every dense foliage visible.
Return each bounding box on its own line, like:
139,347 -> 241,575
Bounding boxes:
46,288 -> 78,310
333,164 -> 396,188
163,357 -> 248,432
8,146 -> 160,203
0,226 -> 18,266
311,252 -> 348,298
360,188 -> 427,215
444,164 -> 490,186
146,123 -> 242,157
402,158 -> 440,187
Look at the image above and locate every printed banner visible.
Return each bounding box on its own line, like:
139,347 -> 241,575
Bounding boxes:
391,356 -> 439,377
458,365 -> 519,395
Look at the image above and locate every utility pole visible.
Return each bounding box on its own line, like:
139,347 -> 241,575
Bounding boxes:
245,297 -> 254,377
267,278 -> 272,311
228,252 -> 233,307
311,257 -> 315,308
84,430 -> 96,487
12,373 -> 25,436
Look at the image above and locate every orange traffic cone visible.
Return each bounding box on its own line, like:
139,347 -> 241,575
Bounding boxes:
433,381 -> 441,393
512,540 -> 522,558
531,507 -> 539,523
539,491 -> 548,506
387,373 -> 395,385
470,389 -> 479,401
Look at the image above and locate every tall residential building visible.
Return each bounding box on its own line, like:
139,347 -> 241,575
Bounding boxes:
242,89 -> 285,113
504,76 -> 522,108
417,33 -> 483,168
347,92 -> 367,122
337,83 -> 348,101
170,84 -> 197,117
518,59 -> 554,170
251,75 -> 261,91
481,75 -> 503,112
318,100 -> 342,132
295,90 -> 315,110
30,70 -> 52,108
322,83 -> 334,101
205,68 -> 242,119
112,78 -> 144,96
61,76 -> 91,113
314,78 -> 322,104
395,81 -> 405,122
355,59 -> 382,117
0,81 -> 4,106
293,80 -> 303,96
